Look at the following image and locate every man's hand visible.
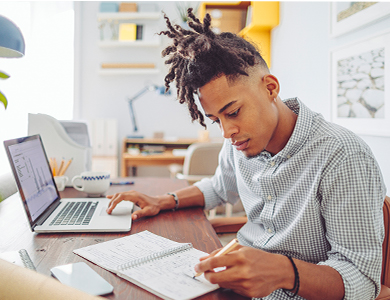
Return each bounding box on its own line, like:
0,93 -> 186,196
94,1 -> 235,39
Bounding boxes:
106,191 -> 167,220
195,246 -> 345,299
195,246 -> 294,298
106,185 -> 206,220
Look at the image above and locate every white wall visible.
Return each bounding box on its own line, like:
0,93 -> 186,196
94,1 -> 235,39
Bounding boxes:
271,2 -> 390,191
0,1 -> 74,175
75,1 -> 220,139
75,1 -> 390,188
75,1 -> 221,176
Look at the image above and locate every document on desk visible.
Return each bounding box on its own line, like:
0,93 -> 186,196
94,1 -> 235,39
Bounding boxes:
73,230 -> 219,300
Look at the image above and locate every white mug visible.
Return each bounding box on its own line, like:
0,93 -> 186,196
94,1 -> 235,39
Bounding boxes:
54,176 -> 69,192
72,171 -> 110,197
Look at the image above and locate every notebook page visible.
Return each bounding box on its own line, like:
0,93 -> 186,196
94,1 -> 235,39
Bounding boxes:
118,247 -> 219,300
73,231 -> 184,272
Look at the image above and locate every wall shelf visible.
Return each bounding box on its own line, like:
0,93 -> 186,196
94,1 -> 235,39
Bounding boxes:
98,68 -> 160,75
98,39 -> 160,48
97,11 -> 161,75
97,12 -> 160,21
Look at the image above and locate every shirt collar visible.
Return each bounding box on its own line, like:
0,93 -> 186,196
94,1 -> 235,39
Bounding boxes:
259,97 -> 313,161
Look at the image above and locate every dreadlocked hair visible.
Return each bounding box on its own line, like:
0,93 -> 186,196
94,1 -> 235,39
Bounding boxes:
158,8 -> 269,128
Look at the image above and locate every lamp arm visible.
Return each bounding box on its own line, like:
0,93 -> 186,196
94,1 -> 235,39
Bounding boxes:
127,85 -> 156,102
127,85 -> 156,133
128,99 -> 138,132
126,84 -> 168,135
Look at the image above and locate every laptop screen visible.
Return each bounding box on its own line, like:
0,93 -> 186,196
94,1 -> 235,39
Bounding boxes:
4,135 -> 58,223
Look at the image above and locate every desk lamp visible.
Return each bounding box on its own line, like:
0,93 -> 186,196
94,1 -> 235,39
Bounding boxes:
127,84 -> 171,138
0,15 -> 25,109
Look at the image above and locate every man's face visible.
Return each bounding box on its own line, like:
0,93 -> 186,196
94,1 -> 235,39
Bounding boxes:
199,74 -> 280,158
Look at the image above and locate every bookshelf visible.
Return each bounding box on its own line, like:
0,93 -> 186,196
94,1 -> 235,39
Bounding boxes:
199,1 -> 279,67
121,138 -> 198,176
97,11 -> 161,75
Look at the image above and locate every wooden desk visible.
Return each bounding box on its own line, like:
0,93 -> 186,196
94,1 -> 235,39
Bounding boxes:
121,138 -> 198,177
0,177 -> 247,300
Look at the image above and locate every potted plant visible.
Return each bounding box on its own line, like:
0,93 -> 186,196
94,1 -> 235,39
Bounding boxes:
176,2 -> 199,28
0,15 -> 26,110
0,70 -> 10,109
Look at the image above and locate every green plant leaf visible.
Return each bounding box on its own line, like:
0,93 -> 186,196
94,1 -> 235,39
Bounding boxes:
0,90 -> 8,109
0,70 -> 10,79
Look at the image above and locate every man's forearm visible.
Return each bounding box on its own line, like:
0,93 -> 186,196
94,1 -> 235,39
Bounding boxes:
292,259 -> 344,300
158,185 -> 205,211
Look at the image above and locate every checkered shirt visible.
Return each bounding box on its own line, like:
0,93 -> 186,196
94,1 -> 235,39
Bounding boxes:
195,98 -> 386,300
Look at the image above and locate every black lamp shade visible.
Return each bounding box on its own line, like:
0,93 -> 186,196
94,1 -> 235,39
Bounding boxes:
0,15 -> 25,58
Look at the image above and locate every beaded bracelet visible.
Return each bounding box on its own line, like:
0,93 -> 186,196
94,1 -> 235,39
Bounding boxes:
282,255 -> 300,298
167,192 -> 179,211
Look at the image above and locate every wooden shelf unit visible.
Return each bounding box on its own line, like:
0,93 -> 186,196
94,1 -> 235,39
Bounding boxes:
121,138 -> 199,176
199,1 -> 279,68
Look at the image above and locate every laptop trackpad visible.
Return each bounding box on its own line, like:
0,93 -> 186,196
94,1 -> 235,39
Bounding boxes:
99,202 -> 133,216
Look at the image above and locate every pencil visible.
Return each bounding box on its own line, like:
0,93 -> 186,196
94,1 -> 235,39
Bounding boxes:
53,158 -> 58,176
57,158 -> 65,176
49,158 -> 53,173
193,238 -> 240,278
60,158 -> 73,176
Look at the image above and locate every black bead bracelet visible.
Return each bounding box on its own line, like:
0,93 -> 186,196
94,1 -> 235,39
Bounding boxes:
282,255 -> 300,298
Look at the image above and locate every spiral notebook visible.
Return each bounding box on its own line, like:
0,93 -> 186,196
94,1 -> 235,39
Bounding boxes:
73,230 -> 219,300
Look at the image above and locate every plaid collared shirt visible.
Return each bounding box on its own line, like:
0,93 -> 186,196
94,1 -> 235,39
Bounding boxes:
195,98 -> 386,300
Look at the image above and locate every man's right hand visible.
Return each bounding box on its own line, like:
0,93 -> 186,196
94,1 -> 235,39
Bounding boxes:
106,185 -> 205,220
106,191 -> 173,220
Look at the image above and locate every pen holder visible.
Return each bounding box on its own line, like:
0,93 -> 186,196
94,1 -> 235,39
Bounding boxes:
54,176 -> 69,192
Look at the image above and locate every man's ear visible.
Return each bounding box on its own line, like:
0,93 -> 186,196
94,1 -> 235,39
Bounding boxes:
263,74 -> 280,99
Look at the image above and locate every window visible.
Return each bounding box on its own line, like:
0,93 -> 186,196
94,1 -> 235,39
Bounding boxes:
0,1 -> 74,174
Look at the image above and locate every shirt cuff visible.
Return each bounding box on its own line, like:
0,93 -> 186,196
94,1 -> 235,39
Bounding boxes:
194,178 -> 225,211
318,257 -> 378,300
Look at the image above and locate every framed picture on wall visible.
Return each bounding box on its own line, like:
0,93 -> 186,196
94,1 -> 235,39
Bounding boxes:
330,2 -> 390,37
331,30 -> 390,136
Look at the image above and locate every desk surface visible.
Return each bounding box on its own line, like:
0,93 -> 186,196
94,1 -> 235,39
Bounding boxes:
0,177 -> 247,300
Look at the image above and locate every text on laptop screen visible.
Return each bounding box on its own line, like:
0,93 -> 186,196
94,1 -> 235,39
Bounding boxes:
8,138 -> 57,222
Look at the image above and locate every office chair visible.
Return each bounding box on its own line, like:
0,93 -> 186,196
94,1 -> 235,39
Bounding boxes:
379,196 -> 390,299
0,173 -> 17,202
169,142 -> 243,218
209,196 -> 390,299
173,142 -> 223,184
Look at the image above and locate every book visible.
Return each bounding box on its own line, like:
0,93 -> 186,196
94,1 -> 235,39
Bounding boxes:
136,25 -> 143,40
73,230 -> 219,300
118,23 -> 137,41
0,249 -> 36,270
119,2 -> 137,12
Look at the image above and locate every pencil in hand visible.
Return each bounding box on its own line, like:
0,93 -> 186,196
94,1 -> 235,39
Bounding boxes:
193,238 -> 240,278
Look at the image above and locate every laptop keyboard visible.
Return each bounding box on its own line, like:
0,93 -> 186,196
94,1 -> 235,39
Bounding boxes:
49,201 -> 98,226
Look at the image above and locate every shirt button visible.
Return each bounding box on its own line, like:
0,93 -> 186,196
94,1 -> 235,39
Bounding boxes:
267,228 -> 273,233
267,195 -> 272,200
287,155 -> 291,159
270,161 -> 275,166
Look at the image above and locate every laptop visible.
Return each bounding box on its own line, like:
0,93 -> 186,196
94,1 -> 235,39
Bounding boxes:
4,134 -> 133,233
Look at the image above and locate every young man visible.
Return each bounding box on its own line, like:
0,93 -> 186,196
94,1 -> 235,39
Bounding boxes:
106,9 -> 386,300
